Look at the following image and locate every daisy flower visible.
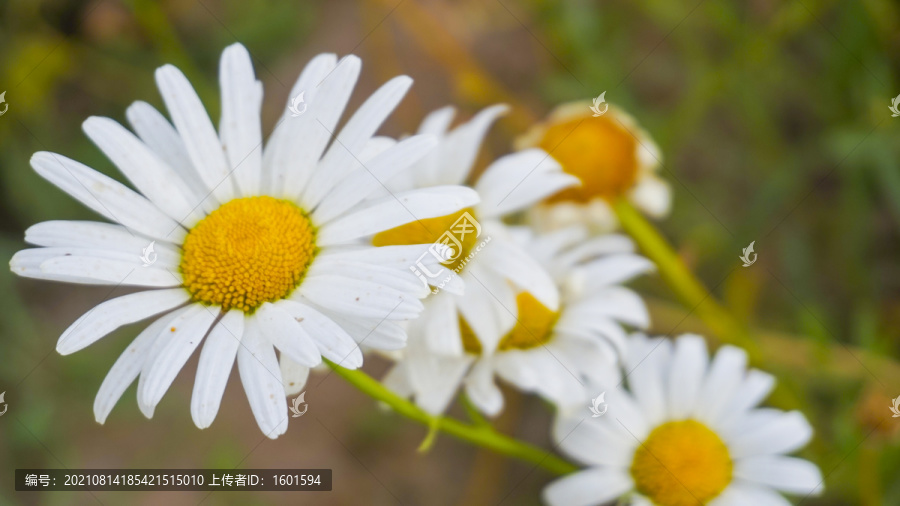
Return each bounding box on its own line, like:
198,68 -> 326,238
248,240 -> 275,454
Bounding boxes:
372,105 -> 578,355
384,225 -> 653,415
516,100 -> 671,233
545,334 -> 823,506
9,43 -> 479,438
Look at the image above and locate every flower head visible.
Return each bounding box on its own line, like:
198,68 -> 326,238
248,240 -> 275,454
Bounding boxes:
517,100 -> 671,232
10,43 -> 478,438
544,334 -> 823,506
385,226 -> 653,415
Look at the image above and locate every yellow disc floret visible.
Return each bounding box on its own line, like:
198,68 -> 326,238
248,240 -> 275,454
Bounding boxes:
538,114 -> 639,203
372,208 -> 478,273
497,292 -> 559,351
630,420 -> 733,506
457,292 -> 559,355
180,196 -> 316,313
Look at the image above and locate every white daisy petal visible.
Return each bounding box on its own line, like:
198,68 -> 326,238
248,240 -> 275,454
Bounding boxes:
93,315 -> 169,424
156,64 -> 235,203
312,134 -> 437,223
464,358 -> 503,416
261,53 -> 336,194
320,311 -> 408,350
303,75 -> 414,207
191,309 -> 244,429
475,149 -> 577,218
624,337 -> 671,426
575,253 -> 656,286
695,344 -> 748,426
543,468 -> 634,506
37,254 -> 181,287
478,234 -> 559,310
280,355 -> 310,396
276,300 -> 362,369
316,186 -> 480,246
728,410 -> 814,459
25,221 -> 179,262
709,482 -> 792,506
435,104 -> 508,185
126,101 -> 213,210
30,152 -> 186,243
421,292 -> 463,356
629,173 -> 671,218
577,287 -> 650,328
734,456 -> 823,495
138,304 -> 216,414
553,416 -> 635,468
716,369 -> 776,430
556,234 -> 635,266
318,245 -> 465,295
381,363 -> 414,398
219,43 -> 263,196
666,334 -> 708,419
275,55 -> 361,200
255,302 -> 322,367
406,343 -> 472,415
417,106 -> 455,136
309,255 -> 430,298
82,116 -> 204,226
57,288 -> 189,355
297,274 -> 423,320
237,318 -> 288,438
555,313 -> 628,360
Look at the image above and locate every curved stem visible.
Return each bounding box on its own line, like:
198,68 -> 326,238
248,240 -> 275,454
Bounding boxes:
612,200 -> 811,410
612,199 -> 761,360
325,360 -> 579,476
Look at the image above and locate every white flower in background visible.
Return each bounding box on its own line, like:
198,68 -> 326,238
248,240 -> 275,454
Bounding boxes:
371,104 -> 578,352
545,334 -> 823,506
9,43 -> 480,438
516,100 -> 671,233
384,226 -> 653,416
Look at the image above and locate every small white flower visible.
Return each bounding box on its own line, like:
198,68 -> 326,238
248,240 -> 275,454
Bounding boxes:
516,100 -> 671,233
544,334 -> 823,506
385,226 -> 653,416
9,44 -> 478,438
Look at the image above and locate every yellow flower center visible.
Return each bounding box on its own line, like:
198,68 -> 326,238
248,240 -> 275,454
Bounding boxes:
180,196 -> 316,313
498,292 -> 559,351
459,315 -> 483,355
458,292 -> 559,355
539,114 -> 638,203
372,208 -> 478,273
630,420 -> 733,506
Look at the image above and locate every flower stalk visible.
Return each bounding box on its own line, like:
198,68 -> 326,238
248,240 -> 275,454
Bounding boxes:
325,360 -> 579,476
612,199 -> 762,361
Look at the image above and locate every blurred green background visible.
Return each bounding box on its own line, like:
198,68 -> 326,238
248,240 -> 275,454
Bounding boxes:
1,0 -> 899,504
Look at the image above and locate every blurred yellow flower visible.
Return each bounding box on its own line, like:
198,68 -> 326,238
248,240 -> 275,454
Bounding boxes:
516,100 -> 671,232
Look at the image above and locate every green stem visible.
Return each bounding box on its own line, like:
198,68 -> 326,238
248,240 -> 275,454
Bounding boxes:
325,360 -> 579,476
613,200 -> 810,410
612,199 -> 761,361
